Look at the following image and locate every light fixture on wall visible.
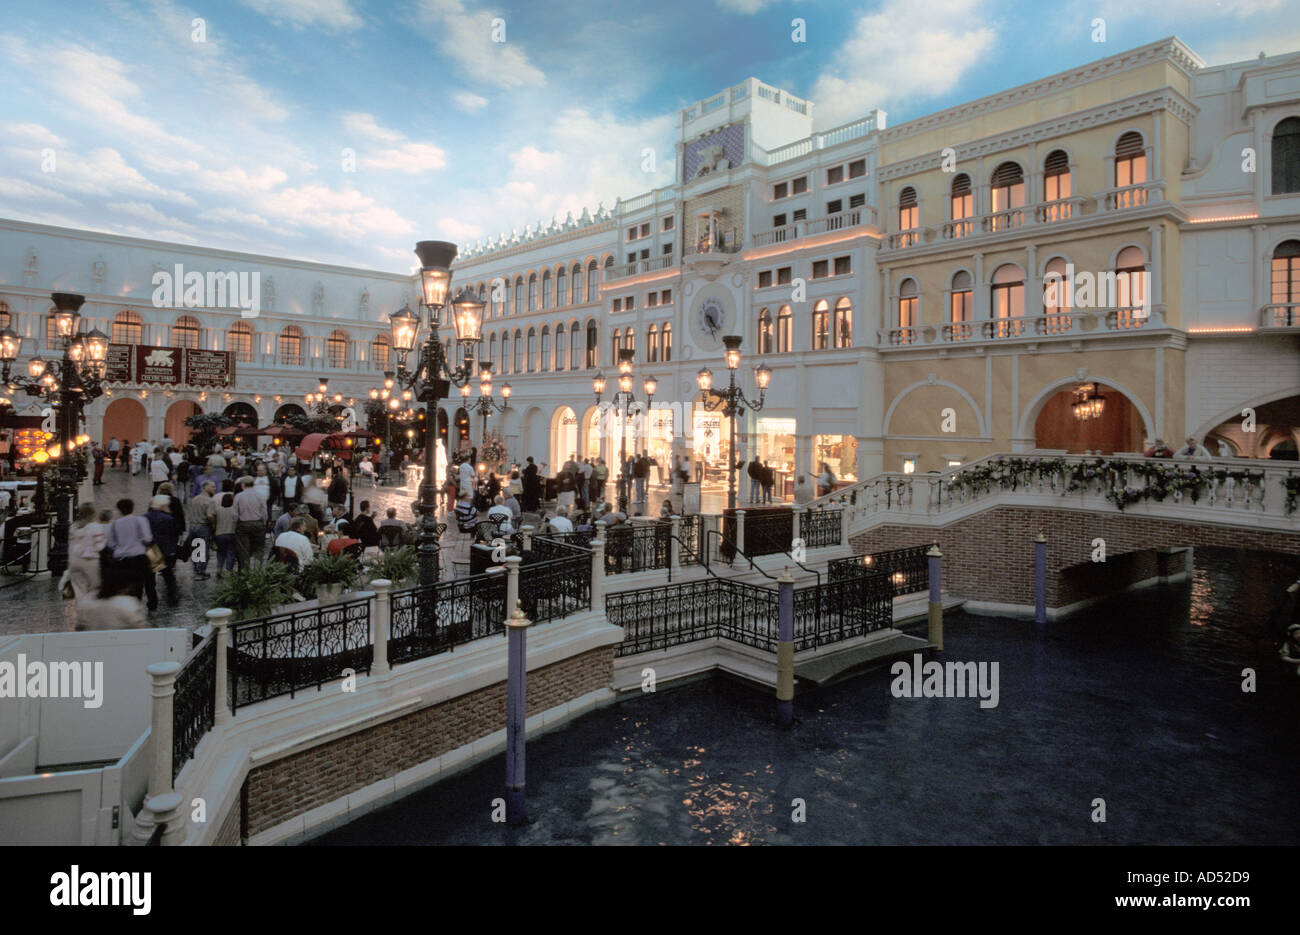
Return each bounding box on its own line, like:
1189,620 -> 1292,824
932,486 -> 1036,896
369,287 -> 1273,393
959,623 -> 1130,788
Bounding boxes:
1071,382 -> 1105,421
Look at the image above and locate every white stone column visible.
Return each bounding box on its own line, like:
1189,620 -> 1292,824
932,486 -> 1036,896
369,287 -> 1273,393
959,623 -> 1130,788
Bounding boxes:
206,608 -> 232,724
130,661 -> 185,845
973,253 -> 987,320
1026,243 -> 1040,317
792,504 -> 803,542
669,514 -> 681,571
1147,223 -> 1164,310
369,580 -> 391,675
735,509 -> 746,557
504,554 -> 522,615
590,530 -> 605,611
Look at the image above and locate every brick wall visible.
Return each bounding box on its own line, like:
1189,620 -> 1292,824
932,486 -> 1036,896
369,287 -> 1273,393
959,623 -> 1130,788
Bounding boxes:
850,506 -> 1300,608
242,647 -> 612,837
213,791 -> 242,846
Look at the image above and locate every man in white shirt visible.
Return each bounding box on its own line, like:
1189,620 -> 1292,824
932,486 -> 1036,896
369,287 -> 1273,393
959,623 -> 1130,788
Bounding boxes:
150,452 -> 171,493
458,458 -> 475,497
486,495 -> 513,527
274,518 -> 315,568
548,505 -> 574,533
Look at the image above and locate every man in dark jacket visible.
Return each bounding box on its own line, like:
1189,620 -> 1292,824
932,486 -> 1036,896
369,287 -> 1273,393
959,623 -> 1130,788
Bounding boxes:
746,457 -> 761,503
352,500 -> 380,548
144,494 -> 180,609
327,467 -> 349,514
522,457 -> 541,512
633,454 -> 650,504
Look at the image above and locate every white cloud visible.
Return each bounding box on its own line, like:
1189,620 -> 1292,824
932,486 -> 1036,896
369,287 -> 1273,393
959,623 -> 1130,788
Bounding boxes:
0,177 -> 81,206
195,206 -> 284,232
254,184 -> 418,239
1203,28 -> 1300,65
716,0 -> 778,12
106,200 -> 194,228
238,0 -> 363,29
416,0 -> 546,90
341,114 -> 447,172
436,217 -> 485,241
809,0 -> 998,129
453,91 -> 490,112
51,148 -> 197,205
342,112 -> 406,143
194,165 -> 291,194
2,123 -> 67,149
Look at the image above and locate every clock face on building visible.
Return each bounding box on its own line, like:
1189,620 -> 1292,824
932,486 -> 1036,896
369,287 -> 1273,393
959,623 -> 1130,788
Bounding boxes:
696,296 -> 726,340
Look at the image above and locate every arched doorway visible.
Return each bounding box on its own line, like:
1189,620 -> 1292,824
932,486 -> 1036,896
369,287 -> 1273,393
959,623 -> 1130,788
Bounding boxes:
164,400 -> 200,447
102,398 -> 148,446
1202,393 -> 1300,458
453,406 -> 471,456
551,406 -> 578,467
274,403 -> 306,423
223,401 -> 258,427
436,408 -> 449,448
1031,382 -> 1145,454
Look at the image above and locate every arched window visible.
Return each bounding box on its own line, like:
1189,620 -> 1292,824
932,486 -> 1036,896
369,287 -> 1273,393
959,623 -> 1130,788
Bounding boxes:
611,328 -> 621,364
1270,240 -> 1300,325
990,264 -> 1024,336
542,270 -> 552,310
1042,150 -> 1072,219
279,325 -> 304,365
812,299 -> 830,350
1272,117 -> 1300,194
327,329 -> 350,368
371,334 -> 391,371
1114,132 -> 1147,206
1113,246 -> 1148,329
527,274 -> 538,312
540,325 -> 551,371
112,309 -> 143,345
228,320 -> 253,362
1042,258 -> 1071,331
501,332 -> 511,374
586,261 -> 598,302
571,264 -> 582,304
776,306 -> 793,353
647,323 -> 659,362
523,327 -> 534,371
897,279 -> 918,344
834,297 -> 853,348
989,162 -> 1024,229
513,329 -> 524,372
586,321 -> 598,368
661,322 -> 672,362
898,186 -> 919,244
624,327 -> 635,354
513,276 -> 523,316
948,270 -> 973,341
758,307 -> 773,354
949,174 -> 973,237
570,324 -> 582,370
488,333 -> 497,370
171,315 -> 200,348
556,267 -> 567,307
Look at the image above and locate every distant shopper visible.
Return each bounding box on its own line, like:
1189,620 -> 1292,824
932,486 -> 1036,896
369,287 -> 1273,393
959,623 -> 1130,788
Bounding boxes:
794,475 -> 814,505
1176,436 -> 1211,459
1143,439 -> 1174,458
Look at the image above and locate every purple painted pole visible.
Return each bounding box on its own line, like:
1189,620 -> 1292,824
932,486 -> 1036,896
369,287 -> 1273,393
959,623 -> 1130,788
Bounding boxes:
927,545 -> 943,651
505,602 -> 531,826
776,569 -> 794,727
1034,532 -> 1047,626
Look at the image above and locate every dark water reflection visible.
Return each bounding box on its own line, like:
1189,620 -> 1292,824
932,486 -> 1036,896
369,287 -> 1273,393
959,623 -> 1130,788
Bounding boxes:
317,548 -> 1300,845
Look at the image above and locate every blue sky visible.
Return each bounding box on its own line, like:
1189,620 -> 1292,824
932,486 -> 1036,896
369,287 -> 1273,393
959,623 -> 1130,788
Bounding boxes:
1,0 -> 1296,273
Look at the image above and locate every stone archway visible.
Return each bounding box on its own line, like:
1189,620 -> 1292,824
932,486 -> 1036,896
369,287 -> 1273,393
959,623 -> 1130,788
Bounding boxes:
1201,392 -> 1300,459
1018,376 -> 1153,453
551,405 -> 578,468
164,399 -> 201,447
223,401 -> 258,427
102,397 -> 147,447
1032,382 -> 1144,454
274,403 -> 306,423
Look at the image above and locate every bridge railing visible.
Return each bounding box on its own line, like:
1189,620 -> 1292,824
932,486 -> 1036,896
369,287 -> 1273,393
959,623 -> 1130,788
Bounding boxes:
172,631 -> 216,781
829,545 -> 933,597
810,453 -> 1300,534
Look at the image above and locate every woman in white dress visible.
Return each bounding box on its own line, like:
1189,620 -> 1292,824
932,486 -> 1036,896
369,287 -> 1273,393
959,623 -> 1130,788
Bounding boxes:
67,504 -> 110,601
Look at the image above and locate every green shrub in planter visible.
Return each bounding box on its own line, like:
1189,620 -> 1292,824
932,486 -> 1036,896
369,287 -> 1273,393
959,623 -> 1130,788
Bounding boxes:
365,546 -> 417,587
213,563 -> 298,622
298,552 -> 361,600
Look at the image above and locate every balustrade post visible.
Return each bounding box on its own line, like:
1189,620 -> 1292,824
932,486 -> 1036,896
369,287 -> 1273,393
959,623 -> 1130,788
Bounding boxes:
839,502 -> 850,546
504,555 -> 522,617
927,546 -> 944,651
792,505 -> 803,544
504,602 -> 531,826
370,580 -> 391,675
590,532 -> 606,612
735,509 -> 746,560
776,569 -> 795,727
129,661 -> 185,846
206,608 -> 232,724
521,524 -> 534,553
1034,532 -> 1047,626
670,515 -> 681,571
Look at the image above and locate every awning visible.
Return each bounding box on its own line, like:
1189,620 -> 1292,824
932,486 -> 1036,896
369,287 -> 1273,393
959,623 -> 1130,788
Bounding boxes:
295,433 -> 330,459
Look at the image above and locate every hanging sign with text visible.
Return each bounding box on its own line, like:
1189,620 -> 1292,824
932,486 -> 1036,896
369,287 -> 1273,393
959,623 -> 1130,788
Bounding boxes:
104,344 -> 234,387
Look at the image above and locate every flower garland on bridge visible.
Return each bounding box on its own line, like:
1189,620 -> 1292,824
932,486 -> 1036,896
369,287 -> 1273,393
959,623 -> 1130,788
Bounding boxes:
943,457 -> 1271,512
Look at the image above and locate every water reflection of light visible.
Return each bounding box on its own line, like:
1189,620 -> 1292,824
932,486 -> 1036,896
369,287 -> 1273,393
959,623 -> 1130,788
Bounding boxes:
1189,565 -> 1213,628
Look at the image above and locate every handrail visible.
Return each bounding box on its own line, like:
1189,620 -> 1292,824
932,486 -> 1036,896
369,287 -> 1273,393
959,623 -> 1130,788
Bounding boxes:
741,522 -> 821,589
663,532 -> 726,584
703,527 -> 779,581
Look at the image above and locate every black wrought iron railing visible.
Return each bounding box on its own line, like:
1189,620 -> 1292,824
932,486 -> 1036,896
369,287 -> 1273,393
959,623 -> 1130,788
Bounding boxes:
171,632 -> 216,780
678,514 -> 702,565
520,548 -> 592,623
608,578 -> 779,656
829,544 -> 933,596
792,565 -> 892,651
741,510 -> 794,557
799,508 -> 841,549
389,572 -> 508,666
228,595 -> 374,713
603,521 -> 671,574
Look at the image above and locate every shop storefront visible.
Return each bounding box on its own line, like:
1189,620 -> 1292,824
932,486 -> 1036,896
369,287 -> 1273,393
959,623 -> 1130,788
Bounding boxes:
756,417 -> 796,500
691,411 -> 728,484
814,433 -> 858,485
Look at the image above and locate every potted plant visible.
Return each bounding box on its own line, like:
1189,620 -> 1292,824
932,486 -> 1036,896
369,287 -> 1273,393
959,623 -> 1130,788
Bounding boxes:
298,552 -> 361,605
364,546 -> 418,588
213,563 -> 298,621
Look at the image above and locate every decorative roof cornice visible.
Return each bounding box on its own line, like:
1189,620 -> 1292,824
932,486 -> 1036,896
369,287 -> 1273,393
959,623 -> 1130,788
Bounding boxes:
877,89 -> 1198,182
452,217 -> 617,270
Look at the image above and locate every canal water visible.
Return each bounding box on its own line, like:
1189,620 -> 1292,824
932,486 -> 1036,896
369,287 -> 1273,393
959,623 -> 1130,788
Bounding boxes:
316,548 -> 1300,845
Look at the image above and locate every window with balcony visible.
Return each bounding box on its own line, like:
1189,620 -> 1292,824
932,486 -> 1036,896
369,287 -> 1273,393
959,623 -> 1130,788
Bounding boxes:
1272,117 -> 1300,194
849,159 -> 866,179
834,256 -> 851,276
1042,150 -> 1072,219
586,322 -> 598,368
758,307 -> 773,354
1271,240 -> 1300,306
949,270 -> 973,340
112,309 -> 143,346
1114,132 -> 1147,206
773,213 -> 787,228
228,321 -> 253,362
661,322 -> 671,361
834,297 -> 852,348
950,174 -> 973,237
849,193 -> 865,210
792,208 -> 807,222
663,243 -> 674,255
570,325 -> 582,369
1042,257 -> 1072,332
279,325 -> 303,365
897,279 -> 918,342
776,266 -> 793,286
827,165 -> 844,185
812,260 -> 829,279
758,270 -> 773,288
624,327 -> 635,354
776,306 -> 793,352
812,299 -> 830,349
327,329 -> 350,368
172,315 -> 200,348
990,264 -> 1025,336
826,199 -> 842,215
989,162 -> 1025,229
626,252 -> 636,264
1113,246 -> 1148,328
898,186 -> 919,244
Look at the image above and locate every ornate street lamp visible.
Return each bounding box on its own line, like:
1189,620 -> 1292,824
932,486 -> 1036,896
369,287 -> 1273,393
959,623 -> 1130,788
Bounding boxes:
593,348 -> 655,513
698,335 -> 772,511
468,361 -> 510,448
387,241 -> 484,585
0,293 -> 106,575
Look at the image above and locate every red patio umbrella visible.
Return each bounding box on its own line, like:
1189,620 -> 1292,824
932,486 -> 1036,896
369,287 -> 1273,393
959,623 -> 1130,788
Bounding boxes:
255,424 -> 307,439
295,432 -> 329,460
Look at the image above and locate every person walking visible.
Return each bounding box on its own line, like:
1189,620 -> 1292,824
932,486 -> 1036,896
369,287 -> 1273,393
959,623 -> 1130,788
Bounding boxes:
150,451 -> 170,495
633,454 -> 649,505
92,443 -> 106,486
107,436 -> 121,469
761,460 -> 775,504
67,504 -> 109,602
212,492 -> 238,576
232,476 -> 268,570
105,499 -> 153,600
556,463 -> 576,512
186,480 -> 217,580
144,495 -> 180,610
747,457 -> 761,503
